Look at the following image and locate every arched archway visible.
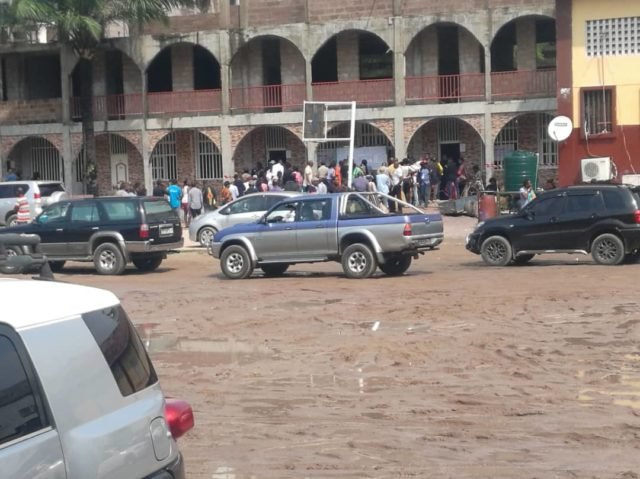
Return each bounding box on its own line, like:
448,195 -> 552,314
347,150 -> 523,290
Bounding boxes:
493,112 -> 557,172
405,23 -> 486,103
149,130 -> 222,183
74,133 -> 143,196
8,137 -> 62,182
311,30 -> 394,106
230,35 -> 306,113
232,126 -> 307,174
317,122 -> 393,171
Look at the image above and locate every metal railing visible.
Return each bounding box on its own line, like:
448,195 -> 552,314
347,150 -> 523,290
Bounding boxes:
406,73 -> 486,103
71,94 -> 143,120
491,69 -> 557,99
230,83 -> 305,113
312,78 -> 395,106
147,89 -> 222,116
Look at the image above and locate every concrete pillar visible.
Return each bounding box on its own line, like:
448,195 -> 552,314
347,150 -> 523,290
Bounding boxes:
484,110 -> 494,181
62,126 -> 74,193
394,116 -> 405,160
337,31 -> 358,81
306,141 -> 317,167
141,70 -> 152,194
484,43 -> 492,102
305,57 -> 312,100
240,0 -> 249,29
393,17 -> 405,106
60,45 -> 74,124
171,44 -> 194,91
219,30 -> 231,114
220,124 -> 234,178
516,17 -> 537,71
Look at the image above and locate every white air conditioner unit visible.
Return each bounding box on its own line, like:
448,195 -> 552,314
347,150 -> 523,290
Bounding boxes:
581,157 -> 612,182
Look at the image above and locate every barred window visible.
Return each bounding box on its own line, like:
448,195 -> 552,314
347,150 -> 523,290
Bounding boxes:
586,17 -> 639,56
582,88 -> 614,135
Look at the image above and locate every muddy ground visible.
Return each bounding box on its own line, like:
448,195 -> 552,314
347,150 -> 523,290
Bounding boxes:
56,219 -> 640,479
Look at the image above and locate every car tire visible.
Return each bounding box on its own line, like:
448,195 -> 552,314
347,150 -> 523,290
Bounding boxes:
342,243 -> 377,279
132,256 -> 163,272
379,255 -> 412,276
93,243 -> 126,275
220,245 -> 253,280
591,233 -> 625,265
6,214 -> 17,227
261,264 -> 289,277
512,254 -> 534,265
49,261 -> 66,272
480,236 -> 513,266
198,227 -> 217,247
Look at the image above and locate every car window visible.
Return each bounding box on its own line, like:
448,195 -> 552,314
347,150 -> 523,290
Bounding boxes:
265,195 -> 288,209
0,335 -> 49,446
40,203 -> 69,224
143,200 -> 175,223
37,183 -> 64,197
566,194 -> 603,214
342,194 -> 384,218
266,201 -> 298,223
298,199 -> 331,222
602,190 -> 626,210
227,196 -> 266,215
0,186 -> 12,199
102,201 -> 138,221
529,196 -> 565,216
70,203 -> 100,223
82,305 -> 158,397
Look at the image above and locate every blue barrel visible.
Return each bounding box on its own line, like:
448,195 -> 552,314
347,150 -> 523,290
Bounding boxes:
503,151 -> 538,191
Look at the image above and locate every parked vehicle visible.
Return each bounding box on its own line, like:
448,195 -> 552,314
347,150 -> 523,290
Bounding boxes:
0,277 -> 193,478
209,192 -> 444,279
0,181 -> 67,226
189,192 -> 301,247
2,196 -> 183,275
466,185 -> 640,266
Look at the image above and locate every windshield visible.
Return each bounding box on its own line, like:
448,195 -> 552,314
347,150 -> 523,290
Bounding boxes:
38,183 -> 64,197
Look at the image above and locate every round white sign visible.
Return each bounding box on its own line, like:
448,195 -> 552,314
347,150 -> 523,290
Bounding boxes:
547,116 -> 573,142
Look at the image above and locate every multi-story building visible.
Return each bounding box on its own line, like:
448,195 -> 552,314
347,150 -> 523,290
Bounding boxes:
0,0 -> 557,195
556,0 -> 640,185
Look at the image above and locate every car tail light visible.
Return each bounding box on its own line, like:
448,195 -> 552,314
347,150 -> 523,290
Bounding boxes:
634,210 -> 640,224
34,193 -> 41,200
403,223 -> 412,236
139,223 -> 149,239
164,399 -> 194,439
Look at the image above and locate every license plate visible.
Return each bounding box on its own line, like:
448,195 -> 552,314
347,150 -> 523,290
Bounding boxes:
416,239 -> 432,247
160,225 -> 174,237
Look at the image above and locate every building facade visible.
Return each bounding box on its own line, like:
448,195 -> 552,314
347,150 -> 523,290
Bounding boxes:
0,0 -> 558,195
556,0 -> 640,186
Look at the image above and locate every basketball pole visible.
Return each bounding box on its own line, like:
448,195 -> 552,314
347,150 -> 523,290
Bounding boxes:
347,101 -> 356,189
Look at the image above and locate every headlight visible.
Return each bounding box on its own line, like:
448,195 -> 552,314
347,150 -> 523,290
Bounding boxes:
474,221 -> 485,230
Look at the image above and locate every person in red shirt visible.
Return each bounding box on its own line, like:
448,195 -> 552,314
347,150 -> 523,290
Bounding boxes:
15,187 -> 31,224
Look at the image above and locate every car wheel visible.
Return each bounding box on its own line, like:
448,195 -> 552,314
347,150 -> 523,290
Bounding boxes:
49,261 -> 66,272
261,264 -> 289,277
198,227 -> 217,247
132,257 -> 163,272
480,236 -> 513,266
379,255 -> 412,276
6,214 -> 17,227
93,243 -> 126,275
220,245 -> 253,279
512,254 -> 534,265
342,243 -> 377,279
591,233 -> 625,265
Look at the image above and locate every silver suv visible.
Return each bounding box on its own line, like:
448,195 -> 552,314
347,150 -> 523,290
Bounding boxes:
0,278 -> 193,478
0,181 -> 67,226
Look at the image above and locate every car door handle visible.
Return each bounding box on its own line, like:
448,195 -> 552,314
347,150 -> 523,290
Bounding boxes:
56,228 -> 64,232
315,225 -> 324,229
92,227 -> 99,231
285,227 -> 293,230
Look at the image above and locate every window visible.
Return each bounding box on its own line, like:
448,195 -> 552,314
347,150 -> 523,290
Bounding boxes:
582,88 -> 614,136
0,335 -> 48,446
603,190 -> 626,210
143,200 -> 175,222
150,133 -> 177,181
266,201 -> 298,223
494,119 -> 518,170
71,204 -> 100,223
529,196 -> 565,216
343,194 -> 384,218
265,195 -> 288,209
40,203 -> 68,224
37,183 -> 64,198
358,32 -> 392,80
195,132 -> 223,181
102,201 -> 138,221
298,199 -> 331,222
586,17 -> 640,57
82,306 -> 157,397
566,194 -> 603,214
0,184 -> 29,199
227,196 -> 266,215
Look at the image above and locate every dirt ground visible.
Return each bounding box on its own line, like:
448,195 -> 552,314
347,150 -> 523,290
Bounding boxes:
54,217 -> 640,479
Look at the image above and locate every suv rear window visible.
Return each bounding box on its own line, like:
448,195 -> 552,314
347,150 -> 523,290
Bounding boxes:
102,201 -> 139,221
602,190 -> 627,210
143,200 -> 175,222
37,183 -> 64,197
82,306 -> 158,397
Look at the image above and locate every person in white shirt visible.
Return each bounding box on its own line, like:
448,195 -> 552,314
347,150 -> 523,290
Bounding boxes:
315,179 -> 328,194
229,182 -> 239,200
272,159 -> 284,180
303,161 -> 314,192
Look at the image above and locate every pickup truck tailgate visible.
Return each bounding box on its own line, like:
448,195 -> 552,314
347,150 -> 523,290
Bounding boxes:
409,214 -> 443,236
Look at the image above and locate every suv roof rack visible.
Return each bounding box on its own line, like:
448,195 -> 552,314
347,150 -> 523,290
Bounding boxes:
0,234 -> 55,281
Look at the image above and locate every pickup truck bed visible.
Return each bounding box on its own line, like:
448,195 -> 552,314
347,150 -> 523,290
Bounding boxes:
210,192 -> 444,279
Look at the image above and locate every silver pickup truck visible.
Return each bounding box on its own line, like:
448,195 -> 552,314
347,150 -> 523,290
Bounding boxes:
209,192 -> 444,279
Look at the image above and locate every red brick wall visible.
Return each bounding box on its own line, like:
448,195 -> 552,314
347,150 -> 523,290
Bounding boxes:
308,0 -> 393,23
142,13 -> 221,35
175,129 -> 195,181
0,100 -> 63,126
248,0 -> 305,26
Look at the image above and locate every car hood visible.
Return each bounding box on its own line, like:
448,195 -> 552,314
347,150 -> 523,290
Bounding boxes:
213,221 -> 261,242
477,214 -> 524,231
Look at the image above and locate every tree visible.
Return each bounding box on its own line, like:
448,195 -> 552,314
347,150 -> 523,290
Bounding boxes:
9,0 -> 199,187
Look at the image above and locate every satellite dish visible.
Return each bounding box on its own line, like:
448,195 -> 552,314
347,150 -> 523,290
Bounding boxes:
547,116 -> 573,142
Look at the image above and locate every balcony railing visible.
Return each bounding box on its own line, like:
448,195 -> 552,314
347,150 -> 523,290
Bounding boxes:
71,94 -> 143,121
312,79 -> 395,106
147,89 -> 222,116
230,84 -> 305,113
491,69 -> 557,99
406,73 -> 486,103
0,99 -> 63,125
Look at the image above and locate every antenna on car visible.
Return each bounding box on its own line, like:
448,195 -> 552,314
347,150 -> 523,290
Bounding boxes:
0,234 -> 55,281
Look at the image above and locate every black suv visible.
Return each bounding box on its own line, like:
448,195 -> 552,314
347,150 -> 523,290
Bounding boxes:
2,197 -> 183,274
467,185 -> 640,266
